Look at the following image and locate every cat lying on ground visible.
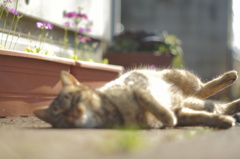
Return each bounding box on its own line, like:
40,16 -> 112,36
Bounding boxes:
34,68 -> 240,129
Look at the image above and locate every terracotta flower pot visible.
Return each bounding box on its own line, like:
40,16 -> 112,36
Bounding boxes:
104,52 -> 173,68
71,61 -> 123,88
0,49 -> 123,117
0,49 -> 73,117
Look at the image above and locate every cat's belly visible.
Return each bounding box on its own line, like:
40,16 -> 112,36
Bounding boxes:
99,86 -> 167,128
98,75 -> 177,128
148,78 -> 174,108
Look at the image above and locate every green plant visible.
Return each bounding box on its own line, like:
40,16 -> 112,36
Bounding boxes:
0,0 -> 23,50
0,2 -> 107,64
100,130 -> 146,153
159,33 -> 185,68
108,37 -> 139,53
61,8 -> 108,63
107,30 -> 182,56
63,8 -> 98,61
158,33 -> 183,56
107,30 -> 184,68
24,21 -> 54,55
184,128 -> 212,138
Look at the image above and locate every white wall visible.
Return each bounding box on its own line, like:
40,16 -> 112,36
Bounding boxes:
15,0 -> 112,40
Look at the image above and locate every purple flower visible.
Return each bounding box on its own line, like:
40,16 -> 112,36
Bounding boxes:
77,35 -> 86,43
76,13 -> 88,19
149,65 -> 157,69
63,22 -> 74,28
65,12 -> 88,20
5,0 -> 12,3
36,21 -> 53,30
77,35 -> 92,43
7,8 -> 18,15
86,37 -> 92,42
93,42 -> 99,46
78,28 -> 91,33
65,12 -> 77,18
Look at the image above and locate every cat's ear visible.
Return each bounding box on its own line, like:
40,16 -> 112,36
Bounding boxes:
33,106 -> 51,123
61,71 -> 80,87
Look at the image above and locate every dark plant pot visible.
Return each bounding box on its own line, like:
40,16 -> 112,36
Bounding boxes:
0,49 -> 123,117
104,52 -> 173,68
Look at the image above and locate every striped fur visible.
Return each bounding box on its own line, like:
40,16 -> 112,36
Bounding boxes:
34,69 -> 240,129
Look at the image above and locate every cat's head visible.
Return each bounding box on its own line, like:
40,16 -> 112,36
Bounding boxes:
34,71 -> 101,128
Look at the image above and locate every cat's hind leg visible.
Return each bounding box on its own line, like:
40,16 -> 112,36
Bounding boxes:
182,97 -> 240,116
174,107 -> 235,129
220,99 -> 240,115
134,89 -> 177,127
196,71 -> 237,99
182,97 -> 220,113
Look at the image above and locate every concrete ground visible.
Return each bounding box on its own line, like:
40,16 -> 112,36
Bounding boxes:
0,117 -> 240,159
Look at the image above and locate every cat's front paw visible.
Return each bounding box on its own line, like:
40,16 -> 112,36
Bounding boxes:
216,115 -> 235,129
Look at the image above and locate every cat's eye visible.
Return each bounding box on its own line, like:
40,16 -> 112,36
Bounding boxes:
53,106 -> 58,111
63,95 -> 70,99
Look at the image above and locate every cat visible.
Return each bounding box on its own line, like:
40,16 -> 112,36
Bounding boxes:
34,68 -> 240,129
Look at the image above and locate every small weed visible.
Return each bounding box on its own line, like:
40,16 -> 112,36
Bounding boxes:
184,128 -> 212,138
99,130 -> 147,153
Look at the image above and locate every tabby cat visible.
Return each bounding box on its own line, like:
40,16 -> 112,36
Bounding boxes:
34,69 -> 240,129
